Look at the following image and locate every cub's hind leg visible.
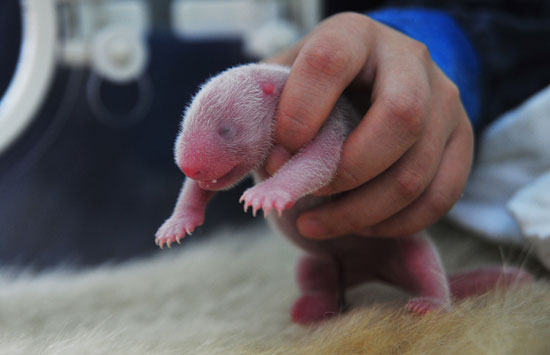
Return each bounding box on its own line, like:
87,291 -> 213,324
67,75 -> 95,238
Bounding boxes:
380,234 -> 451,314
291,254 -> 344,324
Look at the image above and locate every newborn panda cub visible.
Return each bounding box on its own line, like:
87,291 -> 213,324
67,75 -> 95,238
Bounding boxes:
155,63 -> 531,325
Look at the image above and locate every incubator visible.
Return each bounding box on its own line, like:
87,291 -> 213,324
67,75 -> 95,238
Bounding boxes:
0,0 -> 321,155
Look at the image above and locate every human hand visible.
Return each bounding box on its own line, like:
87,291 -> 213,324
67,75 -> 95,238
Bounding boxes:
264,12 -> 474,239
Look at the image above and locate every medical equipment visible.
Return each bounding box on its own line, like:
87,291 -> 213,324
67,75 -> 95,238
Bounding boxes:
0,0 -> 321,156
0,0 -> 151,156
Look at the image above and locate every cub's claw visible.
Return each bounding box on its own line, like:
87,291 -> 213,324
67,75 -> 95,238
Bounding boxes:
240,185 -> 295,218
154,215 -> 203,249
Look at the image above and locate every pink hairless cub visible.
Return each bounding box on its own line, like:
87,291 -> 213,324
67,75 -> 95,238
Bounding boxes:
155,63 -> 531,324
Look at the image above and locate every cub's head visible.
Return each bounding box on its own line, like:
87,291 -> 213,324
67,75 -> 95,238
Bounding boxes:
175,64 -> 288,190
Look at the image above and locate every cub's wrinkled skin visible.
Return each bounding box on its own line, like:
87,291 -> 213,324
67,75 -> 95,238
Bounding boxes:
156,64 -> 531,324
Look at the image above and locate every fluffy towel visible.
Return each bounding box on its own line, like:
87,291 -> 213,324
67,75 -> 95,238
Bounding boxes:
0,222 -> 548,354
448,86 -> 550,269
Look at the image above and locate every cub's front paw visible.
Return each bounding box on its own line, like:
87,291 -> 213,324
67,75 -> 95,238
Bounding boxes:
155,214 -> 203,248
239,185 -> 295,217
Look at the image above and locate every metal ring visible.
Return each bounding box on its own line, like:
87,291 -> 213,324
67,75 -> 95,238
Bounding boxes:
0,0 -> 57,154
86,72 -> 153,128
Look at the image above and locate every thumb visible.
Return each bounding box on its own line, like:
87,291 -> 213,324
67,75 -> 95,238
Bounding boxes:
274,20 -> 369,152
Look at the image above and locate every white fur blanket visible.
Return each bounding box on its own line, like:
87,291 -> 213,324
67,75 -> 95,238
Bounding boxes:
449,85 -> 550,269
1,222 -> 549,354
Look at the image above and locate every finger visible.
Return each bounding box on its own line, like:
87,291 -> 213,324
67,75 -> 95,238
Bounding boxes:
316,40 -> 433,195
262,39 -> 309,175
360,119 -> 474,237
275,13 -> 373,153
297,108 -> 450,239
263,36 -> 307,65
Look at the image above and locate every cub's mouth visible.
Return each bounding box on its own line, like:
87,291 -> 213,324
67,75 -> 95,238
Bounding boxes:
196,164 -> 249,191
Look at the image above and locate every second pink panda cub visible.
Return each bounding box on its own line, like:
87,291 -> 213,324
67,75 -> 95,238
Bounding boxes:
156,63 -> 530,325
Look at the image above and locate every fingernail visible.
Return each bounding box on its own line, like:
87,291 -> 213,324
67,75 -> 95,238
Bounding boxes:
298,216 -> 328,238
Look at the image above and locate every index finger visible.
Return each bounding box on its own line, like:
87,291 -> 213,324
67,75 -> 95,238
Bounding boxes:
275,13 -> 373,152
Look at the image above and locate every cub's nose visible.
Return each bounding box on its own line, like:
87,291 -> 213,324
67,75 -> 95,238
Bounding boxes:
180,164 -> 203,180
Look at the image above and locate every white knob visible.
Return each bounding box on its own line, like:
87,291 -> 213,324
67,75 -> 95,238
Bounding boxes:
91,24 -> 148,83
244,20 -> 299,59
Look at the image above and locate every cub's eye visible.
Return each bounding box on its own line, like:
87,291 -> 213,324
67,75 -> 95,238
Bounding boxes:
217,126 -> 235,138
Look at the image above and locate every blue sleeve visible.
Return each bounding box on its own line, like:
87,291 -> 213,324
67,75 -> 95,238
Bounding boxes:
368,8 -> 481,128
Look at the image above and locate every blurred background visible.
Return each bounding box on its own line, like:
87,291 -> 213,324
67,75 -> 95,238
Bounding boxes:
0,0 -> 335,269
3,0 -> 547,270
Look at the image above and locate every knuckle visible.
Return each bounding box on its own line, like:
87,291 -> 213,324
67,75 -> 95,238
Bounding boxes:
394,168 -> 426,201
279,107 -> 308,132
428,167 -> 469,218
440,77 -> 461,105
446,80 -> 461,101
411,40 -> 431,64
335,164 -> 363,191
278,95 -> 316,134
302,38 -> 351,79
426,190 -> 455,218
383,94 -> 426,137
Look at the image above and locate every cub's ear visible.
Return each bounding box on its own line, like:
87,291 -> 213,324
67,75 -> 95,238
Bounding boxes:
260,82 -> 275,95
